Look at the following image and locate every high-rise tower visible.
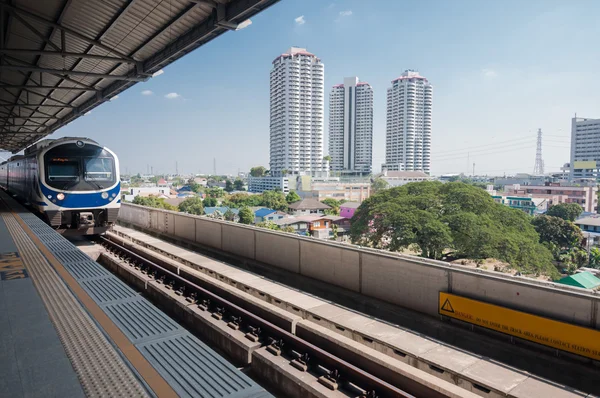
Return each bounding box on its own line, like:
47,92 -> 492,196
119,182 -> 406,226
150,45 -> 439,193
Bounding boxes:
329,77 -> 373,175
384,70 -> 432,174
270,47 -> 325,176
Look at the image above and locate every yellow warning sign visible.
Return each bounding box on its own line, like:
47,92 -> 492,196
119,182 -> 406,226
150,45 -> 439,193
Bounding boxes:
439,292 -> 600,361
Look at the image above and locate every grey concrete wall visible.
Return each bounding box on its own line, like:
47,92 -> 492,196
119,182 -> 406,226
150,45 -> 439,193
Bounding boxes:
174,214 -> 195,242
300,240 -> 360,292
361,254 -> 448,317
195,218 -> 222,250
255,230 -> 300,274
221,224 -> 255,260
119,204 -> 600,330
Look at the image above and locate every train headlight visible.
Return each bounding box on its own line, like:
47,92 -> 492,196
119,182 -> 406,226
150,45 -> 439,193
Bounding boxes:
101,192 -> 109,199
56,193 -> 65,201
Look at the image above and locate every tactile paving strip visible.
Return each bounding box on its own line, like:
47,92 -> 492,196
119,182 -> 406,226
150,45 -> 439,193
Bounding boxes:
2,195 -> 271,398
0,212 -> 149,398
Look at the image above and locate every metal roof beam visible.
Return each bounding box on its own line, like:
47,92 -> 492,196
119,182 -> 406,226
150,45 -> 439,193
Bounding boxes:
0,49 -> 135,64
0,103 -> 73,109
0,3 -> 136,62
0,84 -> 98,92
2,54 -> 95,89
9,11 -> 61,51
0,64 -> 148,82
0,86 -> 71,106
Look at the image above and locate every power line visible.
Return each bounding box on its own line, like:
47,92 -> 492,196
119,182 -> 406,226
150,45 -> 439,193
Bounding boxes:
433,136 -> 534,155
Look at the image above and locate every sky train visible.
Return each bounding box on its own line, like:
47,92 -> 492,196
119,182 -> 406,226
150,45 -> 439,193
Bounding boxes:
0,137 -> 121,235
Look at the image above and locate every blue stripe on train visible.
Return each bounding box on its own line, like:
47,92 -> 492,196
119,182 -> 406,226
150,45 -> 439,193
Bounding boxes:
39,183 -> 120,209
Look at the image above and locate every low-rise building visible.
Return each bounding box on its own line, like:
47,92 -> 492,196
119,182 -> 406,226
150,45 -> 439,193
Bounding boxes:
288,198 -> 331,215
248,176 -> 290,194
503,183 -> 598,213
340,202 -> 360,219
492,195 -> 548,215
574,216 -> 600,247
379,169 -> 434,187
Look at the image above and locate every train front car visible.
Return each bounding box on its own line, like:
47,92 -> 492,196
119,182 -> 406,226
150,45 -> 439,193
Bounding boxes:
39,138 -> 120,235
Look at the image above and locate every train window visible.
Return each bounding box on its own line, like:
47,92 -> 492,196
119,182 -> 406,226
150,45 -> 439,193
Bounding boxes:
48,161 -> 80,181
84,158 -> 113,181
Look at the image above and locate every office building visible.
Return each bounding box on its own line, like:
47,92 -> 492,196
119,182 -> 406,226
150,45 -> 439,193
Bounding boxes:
569,117 -> 600,181
329,77 -> 373,175
384,70 -> 432,174
270,47 -> 325,176
248,176 -> 290,194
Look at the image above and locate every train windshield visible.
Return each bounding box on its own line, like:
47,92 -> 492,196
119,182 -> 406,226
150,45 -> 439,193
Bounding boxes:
84,158 -> 113,181
47,160 -> 80,182
44,143 -> 116,191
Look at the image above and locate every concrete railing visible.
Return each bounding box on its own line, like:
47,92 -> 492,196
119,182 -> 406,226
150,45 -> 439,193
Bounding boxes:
118,203 -> 600,330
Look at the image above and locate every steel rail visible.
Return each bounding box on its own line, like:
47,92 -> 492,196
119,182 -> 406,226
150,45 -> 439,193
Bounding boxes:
98,235 -> 415,398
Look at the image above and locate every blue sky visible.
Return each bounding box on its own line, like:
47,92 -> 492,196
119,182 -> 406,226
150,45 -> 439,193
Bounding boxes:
53,0 -> 600,176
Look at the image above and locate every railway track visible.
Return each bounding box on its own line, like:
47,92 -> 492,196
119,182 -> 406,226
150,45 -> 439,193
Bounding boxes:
97,234 -> 458,398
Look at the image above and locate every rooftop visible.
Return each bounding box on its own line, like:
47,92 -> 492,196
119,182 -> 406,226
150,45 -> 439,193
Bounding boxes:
575,216 -> 600,227
382,171 -> 431,178
288,198 -> 331,210
340,202 -> 361,209
556,272 -> 600,289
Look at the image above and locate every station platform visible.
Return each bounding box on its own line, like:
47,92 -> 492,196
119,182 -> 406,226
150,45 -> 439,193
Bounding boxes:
0,190 -> 271,398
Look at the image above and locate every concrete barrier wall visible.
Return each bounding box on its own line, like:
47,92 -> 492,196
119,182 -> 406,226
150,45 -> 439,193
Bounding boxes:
119,204 -> 600,330
255,230 -> 300,274
361,254 -> 449,317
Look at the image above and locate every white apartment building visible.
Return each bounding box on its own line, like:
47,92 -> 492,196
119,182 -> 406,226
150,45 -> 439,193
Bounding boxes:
569,117 -> 600,181
248,176 -> 290,194
270,47 -> 325,177
329,77 -> 373,175
385,70 -> 432,174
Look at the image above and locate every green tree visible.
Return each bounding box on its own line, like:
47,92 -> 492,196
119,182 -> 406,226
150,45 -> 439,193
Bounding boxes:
589,247 -> 600,269
322,198 -> 342,215
371,177 -> 389,193
323,155 -> 332,161
206,187 -> 225,198
546,203 -> 583,222
286,190 -> 301,204
250,166 -> 267,177
225,179 -> 234,192
351,181 -> 558,277
178,197 -> 204,215
234,178 -> 244,191
261,190 -> 288,211
223,208 -> 236,221
187,182 -> 201,193
238,206 -> 254,224
226,192 -> 262,207
281,225 -> 295,233
531,215 -> 584,251
256,221 -> 280,230
132,196 -> 177,211
203,197 -> 218,207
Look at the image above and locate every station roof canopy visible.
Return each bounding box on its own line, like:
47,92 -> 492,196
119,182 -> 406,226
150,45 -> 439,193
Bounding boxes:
0,0 -> 278,153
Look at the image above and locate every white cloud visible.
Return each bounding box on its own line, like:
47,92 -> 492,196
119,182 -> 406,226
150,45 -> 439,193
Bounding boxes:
141,90 -> 153,96
326,3 -> 335,9
339,10 -> 352,17
482,69 -> 498,78
295,15 -> 305,25
164,92 -> 181,100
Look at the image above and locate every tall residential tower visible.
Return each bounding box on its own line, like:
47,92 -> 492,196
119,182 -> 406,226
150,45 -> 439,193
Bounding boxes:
569,117 -> 600,181
270,47 -> 325,176
329,77 -> 373,175
385,70 -> 432,173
